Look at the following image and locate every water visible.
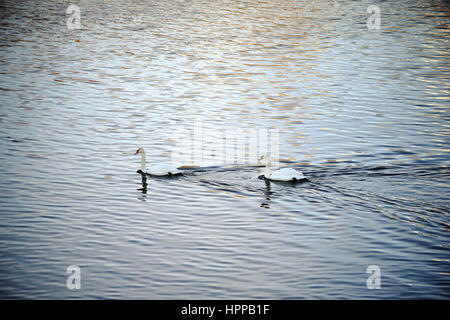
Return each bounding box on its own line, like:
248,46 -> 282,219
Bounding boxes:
0,0 -> 449,299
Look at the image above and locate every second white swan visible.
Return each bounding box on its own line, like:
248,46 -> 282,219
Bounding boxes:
259,154 -> 306,182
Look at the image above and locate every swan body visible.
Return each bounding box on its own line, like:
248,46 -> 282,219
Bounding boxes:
146,163 -> 181,176
259,154 -> 306,182
135,147 -> 181,176
267,167 -> 305,181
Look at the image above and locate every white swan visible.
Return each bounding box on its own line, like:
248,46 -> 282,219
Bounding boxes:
259,154 -> 306,182
135,147 -> 181,176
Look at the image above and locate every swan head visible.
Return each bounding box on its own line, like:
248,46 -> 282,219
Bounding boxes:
258,153 -> 271,164
134,147 -> 144,155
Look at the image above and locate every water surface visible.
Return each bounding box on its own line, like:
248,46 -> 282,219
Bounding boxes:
0,0 -> 449,299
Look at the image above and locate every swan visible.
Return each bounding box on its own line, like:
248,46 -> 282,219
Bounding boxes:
258,154 -> 307,182
135,147 -> 182,176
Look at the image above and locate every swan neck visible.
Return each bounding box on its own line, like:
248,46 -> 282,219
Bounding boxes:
141,150 -> 146,172
264,158 -> 272,177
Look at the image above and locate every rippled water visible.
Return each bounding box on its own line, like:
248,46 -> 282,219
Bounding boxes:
0,0 -> 449,299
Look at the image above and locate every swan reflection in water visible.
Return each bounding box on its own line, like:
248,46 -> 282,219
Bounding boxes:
261,178 -> 273,209
137,169 -> 148,195
260,175 -> 310,209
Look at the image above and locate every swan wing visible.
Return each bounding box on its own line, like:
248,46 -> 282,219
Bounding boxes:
269,167 -> 305,181
147,164 -> 181,176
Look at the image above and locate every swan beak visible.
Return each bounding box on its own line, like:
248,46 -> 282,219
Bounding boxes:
258,155 -> 264,161
134,150 -> 139,155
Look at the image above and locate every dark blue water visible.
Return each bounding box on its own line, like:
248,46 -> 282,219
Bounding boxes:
0,0 -> 449,299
